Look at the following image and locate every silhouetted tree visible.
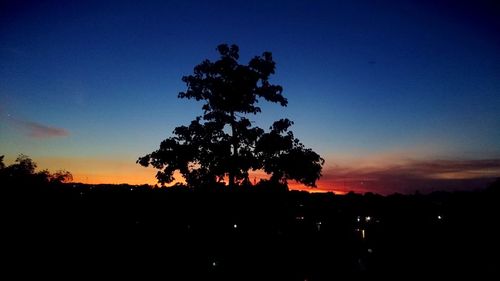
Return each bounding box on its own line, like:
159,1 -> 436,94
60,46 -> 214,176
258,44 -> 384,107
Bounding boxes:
49,170 -> 74,183
139,44 -> 323,188
0,155 -> 4,170
8,154 -> 37,176
0,154 -> 73,185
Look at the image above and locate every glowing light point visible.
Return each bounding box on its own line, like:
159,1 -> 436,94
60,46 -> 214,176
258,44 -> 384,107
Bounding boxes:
233,224 -> 238,229
316,221 -> 322,231
437,215 -> 442,220
365,216 -> 371,222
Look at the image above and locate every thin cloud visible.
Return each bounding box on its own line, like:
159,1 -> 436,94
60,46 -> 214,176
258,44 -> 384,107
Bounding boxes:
0,105 -> 69,139
2,112 -> 69,139
20,120 -> 69,138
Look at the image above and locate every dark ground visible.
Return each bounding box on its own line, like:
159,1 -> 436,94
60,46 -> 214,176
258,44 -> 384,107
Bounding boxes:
2,181 -> 499,280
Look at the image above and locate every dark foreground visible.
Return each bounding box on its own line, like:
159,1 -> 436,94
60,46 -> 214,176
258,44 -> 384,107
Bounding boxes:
3,182 -> 499,280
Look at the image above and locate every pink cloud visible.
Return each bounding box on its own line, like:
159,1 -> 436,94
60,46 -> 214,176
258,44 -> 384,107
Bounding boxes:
21,120 -> 69,138
318,159 -> 500,195
1,108 -> 69,138
3,115 -> 69,138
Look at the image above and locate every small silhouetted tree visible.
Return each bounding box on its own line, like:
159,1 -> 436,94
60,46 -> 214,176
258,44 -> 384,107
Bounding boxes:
0,155 -> 5,170
138,44 -> 324,188
0,154 -> 73,185
8,154 -> 37,177
49,170 -> 74,183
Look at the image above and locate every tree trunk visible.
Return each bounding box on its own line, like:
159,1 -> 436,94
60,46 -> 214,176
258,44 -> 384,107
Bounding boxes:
229,111 -> 238,188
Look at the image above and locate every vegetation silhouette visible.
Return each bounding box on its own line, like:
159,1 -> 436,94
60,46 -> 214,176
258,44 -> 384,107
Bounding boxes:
0,154 -> 72,186
2,154 -> 498,279
138,44 -> 324,189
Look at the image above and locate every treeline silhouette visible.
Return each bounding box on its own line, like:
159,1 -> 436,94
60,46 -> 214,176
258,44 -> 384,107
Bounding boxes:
2,157 -> 498,279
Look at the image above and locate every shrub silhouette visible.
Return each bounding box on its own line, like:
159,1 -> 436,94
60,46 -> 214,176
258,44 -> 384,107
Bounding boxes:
0,154 -> 73,185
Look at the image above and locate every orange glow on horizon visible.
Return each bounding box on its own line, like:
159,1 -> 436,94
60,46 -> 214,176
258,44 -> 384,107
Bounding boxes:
288,181 -> 348,194
65,162 -> 348,194
31,156 -> 397,194
31,155 -> 499,195
72,173 -> 156,185
37,156 -> 160,185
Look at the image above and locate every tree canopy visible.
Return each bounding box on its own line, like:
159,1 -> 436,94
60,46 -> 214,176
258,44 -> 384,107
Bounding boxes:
0,154 -> 73,184
138,44 -> 324,189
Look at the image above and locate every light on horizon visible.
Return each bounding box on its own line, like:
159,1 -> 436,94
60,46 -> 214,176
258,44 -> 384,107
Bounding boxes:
316,221 -> 322,231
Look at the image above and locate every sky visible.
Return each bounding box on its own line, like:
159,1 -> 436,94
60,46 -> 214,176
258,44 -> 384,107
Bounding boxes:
1,0 -> 500,194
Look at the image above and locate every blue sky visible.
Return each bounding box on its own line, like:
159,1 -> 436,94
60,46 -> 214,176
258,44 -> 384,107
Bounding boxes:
1,0 -> 499,193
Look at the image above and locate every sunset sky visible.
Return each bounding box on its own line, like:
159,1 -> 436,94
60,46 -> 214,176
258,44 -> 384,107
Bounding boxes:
1,0 -> 499,194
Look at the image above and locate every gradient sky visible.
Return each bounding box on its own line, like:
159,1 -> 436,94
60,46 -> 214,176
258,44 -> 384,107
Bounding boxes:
1,0 -> 499,194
